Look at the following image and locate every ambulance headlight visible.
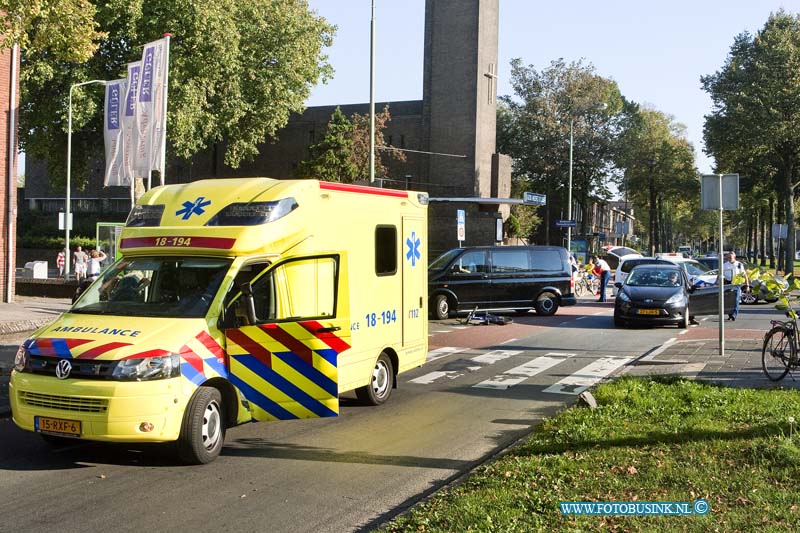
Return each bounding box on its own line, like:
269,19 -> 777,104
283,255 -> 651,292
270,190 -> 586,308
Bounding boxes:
206,198 -> 298,226
111,354 -> 181,381
13,345 -> 30,372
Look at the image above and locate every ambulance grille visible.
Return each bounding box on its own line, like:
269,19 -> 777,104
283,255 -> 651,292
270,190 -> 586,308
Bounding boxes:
20,392 -> 108,413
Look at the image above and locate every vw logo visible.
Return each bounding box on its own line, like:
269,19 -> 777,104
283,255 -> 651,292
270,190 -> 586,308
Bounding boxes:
644,298 -> 654,304
55,359 -> 72,380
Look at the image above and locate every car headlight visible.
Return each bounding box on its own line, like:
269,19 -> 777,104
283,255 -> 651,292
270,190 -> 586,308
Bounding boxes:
617,291 -> 630,303
665,292 -> 685,305
111,354 -> 181,381
13,345 -> 30,372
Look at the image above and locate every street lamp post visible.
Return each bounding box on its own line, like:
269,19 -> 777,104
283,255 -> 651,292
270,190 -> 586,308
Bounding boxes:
65,79 -> 107,278
567,117 -> 574,255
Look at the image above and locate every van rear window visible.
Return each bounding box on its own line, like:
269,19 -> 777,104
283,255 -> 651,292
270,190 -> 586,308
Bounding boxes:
375,226 -> 397,276
531,250 -> 563,271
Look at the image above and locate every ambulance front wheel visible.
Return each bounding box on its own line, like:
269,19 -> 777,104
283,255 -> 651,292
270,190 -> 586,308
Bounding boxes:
178,386 -> 226,464
356,352 -> 394,406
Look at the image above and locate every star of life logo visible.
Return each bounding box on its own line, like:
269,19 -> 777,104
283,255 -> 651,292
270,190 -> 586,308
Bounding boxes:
176,197 -> 211,220
406,231 -> 421,267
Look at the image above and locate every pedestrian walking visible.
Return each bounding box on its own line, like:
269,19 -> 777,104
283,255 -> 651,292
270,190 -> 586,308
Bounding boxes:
593,255 -> 612,302
723,251 -> 750,321
87,249 -> 108,281
56,248 -> 66,278
73,245 -> 88,281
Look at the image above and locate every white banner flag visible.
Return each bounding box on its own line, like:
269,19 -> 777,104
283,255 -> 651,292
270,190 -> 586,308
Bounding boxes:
103,78 -> 126,186
134,37 -> 170,179
121,61 -> 141,185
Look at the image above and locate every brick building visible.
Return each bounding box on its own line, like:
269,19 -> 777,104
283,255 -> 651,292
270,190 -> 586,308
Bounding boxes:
26,0 -> 512,258
0,44 -> 19,303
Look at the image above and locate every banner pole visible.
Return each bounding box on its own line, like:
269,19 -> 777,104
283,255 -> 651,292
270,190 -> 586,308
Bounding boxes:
160,33 -> 171,185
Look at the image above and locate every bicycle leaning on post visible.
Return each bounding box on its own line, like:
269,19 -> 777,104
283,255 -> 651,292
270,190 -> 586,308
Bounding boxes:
761,274 -> 800,381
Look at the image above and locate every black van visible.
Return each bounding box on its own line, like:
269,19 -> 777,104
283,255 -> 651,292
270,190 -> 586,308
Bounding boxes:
428,245 -> 577,319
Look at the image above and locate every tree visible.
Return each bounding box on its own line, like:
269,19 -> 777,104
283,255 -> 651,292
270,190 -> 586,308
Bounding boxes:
498,58 -> 623,244
702,10 -> 800,272
616,104 -> 698,255
348,105 -> 405,182
295,107 -> 358,182
8,0 -> 334,189
0,0 -> 104,62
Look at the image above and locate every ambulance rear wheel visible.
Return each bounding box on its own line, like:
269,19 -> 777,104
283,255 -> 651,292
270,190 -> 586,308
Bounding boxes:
356,352 -> 394,406
178,386 -> 226,464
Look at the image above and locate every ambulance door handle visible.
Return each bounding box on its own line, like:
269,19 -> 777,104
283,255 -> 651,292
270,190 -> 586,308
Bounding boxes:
317,325 -> 341,333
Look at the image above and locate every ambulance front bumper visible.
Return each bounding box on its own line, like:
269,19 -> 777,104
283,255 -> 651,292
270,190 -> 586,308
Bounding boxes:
9,371 -> 188,443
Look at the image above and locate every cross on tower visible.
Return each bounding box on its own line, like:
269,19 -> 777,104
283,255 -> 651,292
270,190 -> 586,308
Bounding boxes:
484,62 -> 497,105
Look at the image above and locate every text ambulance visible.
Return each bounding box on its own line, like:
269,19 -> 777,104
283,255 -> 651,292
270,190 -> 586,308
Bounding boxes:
11,178 -> 429,463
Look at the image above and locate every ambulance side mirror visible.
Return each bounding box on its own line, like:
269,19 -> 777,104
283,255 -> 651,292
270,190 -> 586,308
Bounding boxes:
240,282 -> 257,325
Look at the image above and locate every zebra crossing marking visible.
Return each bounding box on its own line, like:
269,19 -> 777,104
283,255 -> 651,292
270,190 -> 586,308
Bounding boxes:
474,355 -> 567,390
543,356 -> 634,395
426,346 -> 468,363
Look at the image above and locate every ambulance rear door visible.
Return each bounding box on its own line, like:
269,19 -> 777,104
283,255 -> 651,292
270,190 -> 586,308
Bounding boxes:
224,254 -> 351,421
402,217 -> 426,346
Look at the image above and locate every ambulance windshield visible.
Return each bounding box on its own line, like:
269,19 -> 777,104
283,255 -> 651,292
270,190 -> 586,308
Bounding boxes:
71,257 -> 232,318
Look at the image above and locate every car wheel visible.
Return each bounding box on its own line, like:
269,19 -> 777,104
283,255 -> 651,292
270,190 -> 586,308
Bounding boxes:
613,312 -> 625,328
534,292 -> 559,316
356,352 -> 394,406
740,291 -> 757,305
178,386 -> 226,464
678,305 -> 689,329
432,295 -> 450,320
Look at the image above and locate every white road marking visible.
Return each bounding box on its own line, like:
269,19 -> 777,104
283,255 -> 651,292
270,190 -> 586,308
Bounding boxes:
410,371 -> 458,384
543,356 -> 634,395
575,316 -> 587,321
679,330 -> 688,335
471,350 -> 522,364
426,347 -> 468,362
546,352 -> 577,357
500,338 -> 518,345
474,356 -> 567,390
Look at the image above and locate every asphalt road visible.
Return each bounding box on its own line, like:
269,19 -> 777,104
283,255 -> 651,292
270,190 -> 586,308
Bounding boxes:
0,300 -> 770,532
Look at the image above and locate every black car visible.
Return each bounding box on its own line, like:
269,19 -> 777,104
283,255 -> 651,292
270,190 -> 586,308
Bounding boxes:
428,245 -> 577,319
613,264 -> 738,328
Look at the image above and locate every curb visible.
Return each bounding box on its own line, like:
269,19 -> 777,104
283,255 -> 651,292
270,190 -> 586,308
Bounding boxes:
0,318 -> 53,336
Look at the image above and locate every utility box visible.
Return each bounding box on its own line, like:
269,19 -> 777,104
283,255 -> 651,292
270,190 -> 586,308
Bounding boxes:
24,261 -> 48,279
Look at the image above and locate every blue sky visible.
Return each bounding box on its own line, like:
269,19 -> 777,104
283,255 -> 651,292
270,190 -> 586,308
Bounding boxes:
306,0 -> 800,176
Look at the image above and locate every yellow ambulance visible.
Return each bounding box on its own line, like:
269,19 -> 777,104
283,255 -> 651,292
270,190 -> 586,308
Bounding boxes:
10,178 -> 429,463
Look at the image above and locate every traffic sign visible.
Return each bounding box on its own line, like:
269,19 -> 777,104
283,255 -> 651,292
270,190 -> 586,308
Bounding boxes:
555,219 -> 577,228
523,192 -> 546,205
456,209 -> 466,241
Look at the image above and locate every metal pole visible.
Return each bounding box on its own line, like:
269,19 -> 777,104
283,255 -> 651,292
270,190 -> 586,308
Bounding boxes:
718,173 -> 725,356
369,0 -> 376,183
567,118 -> 573,254
65,85 -> 74,279
65,80 -> 107,278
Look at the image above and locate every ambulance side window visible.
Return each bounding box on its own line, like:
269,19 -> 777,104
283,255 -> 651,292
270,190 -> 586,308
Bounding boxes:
375,225 -> 397,276
250,256 -> 338,323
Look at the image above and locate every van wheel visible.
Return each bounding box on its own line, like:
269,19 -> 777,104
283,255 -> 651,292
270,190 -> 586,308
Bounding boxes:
178,386 -> 225,464
356,352 -> 394,406
534,292 -> 559,316
432,295 -> 450,320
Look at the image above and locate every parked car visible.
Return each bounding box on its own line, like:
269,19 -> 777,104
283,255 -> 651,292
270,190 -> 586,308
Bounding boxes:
428,245 -> 577,319
600,245 -> 643,271
613,263 -> 738,328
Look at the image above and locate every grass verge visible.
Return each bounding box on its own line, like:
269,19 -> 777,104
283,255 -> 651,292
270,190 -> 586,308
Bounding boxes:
381,376 -> 800,532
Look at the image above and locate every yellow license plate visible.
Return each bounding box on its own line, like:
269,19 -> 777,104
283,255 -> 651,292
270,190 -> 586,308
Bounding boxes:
35,416 -> 81,437
636,309 -> 660,316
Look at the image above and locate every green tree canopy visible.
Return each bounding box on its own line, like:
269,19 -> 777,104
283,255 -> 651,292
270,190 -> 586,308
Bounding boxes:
6,0 -> 334,189
498,58 -> 624,243
295,107 -> 358,182
702,9 -> 800,271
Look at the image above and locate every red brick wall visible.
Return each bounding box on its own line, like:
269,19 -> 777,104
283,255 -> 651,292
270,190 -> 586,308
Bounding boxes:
0,46 -> 20,303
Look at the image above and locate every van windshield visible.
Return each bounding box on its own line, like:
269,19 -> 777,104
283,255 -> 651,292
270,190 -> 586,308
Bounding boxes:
71,256 -> 232,318
429,249 -> 462,271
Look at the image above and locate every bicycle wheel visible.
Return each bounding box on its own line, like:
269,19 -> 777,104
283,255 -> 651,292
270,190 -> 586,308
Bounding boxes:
762,326 -> 795,381
576,279 -> 589,298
